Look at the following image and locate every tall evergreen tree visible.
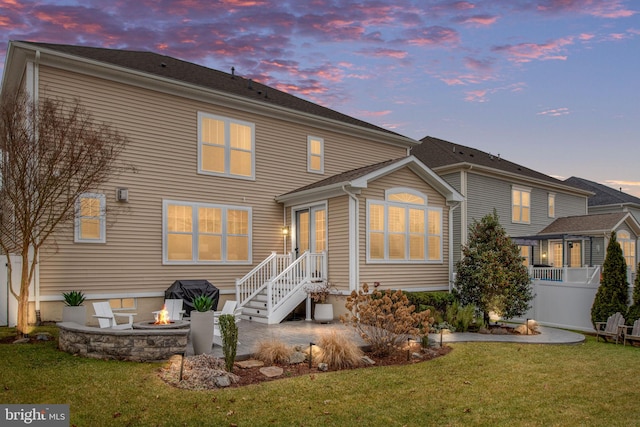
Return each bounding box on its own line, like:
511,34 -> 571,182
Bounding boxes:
453,210 -> 533,324
590,232 -> 629,326
625,262 -> 640,324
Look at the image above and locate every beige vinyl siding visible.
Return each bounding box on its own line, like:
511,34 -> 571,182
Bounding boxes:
35,65 -> 407,297
358,168 -> 450,290
326,195 -> 350,292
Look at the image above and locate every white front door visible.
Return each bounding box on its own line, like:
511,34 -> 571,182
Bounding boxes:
294,205 -> 326,258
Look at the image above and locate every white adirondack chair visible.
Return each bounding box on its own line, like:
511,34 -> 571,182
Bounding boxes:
595,312 -> 625,343
92,301 -> 136,329
622,318 -> 640,346
152,299 -> 185,322
213,300 -> 241,338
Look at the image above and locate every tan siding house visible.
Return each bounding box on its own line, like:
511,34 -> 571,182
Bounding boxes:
1,41 -> 462,325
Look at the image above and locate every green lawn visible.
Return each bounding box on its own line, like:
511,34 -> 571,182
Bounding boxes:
1,326 -> 638,426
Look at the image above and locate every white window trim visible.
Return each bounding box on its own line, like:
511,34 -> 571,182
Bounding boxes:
365,189 -> 443,264
162,199 -> 252,265
74,193 -> 106,244
511,185 -> 531,224
307,136 -> 324,174
197,112 -> 256,180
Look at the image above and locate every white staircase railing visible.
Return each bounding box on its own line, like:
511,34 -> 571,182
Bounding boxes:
236,252 -> 292,307
267,251 -> 327,315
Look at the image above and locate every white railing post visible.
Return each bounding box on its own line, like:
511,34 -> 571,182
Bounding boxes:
323,251 -> 328,280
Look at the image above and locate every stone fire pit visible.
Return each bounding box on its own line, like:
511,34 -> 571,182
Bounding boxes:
57,321 -> 190,362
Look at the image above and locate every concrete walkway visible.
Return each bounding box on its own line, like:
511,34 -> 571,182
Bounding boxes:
197,319 -> 585,359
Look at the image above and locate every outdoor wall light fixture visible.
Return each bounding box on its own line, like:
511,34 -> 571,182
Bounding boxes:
542,252 -> 547,258
282,226 -> 289,236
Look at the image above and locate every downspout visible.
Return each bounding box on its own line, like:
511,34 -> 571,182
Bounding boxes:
342,185 -> 359,291
449,201 -> 460,292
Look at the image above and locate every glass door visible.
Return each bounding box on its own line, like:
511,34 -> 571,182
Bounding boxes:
294,205 -> 326,258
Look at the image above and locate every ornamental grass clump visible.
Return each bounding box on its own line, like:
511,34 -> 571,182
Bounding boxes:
252,339 -> 293,365
341,283 -> 433,356
315,330 -> 363,369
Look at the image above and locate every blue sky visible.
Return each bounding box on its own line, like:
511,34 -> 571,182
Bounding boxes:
1,0 -> 638,196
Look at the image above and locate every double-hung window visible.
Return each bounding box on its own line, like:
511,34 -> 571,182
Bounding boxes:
512,186 -> 531,224
618,230 -> 636,273
367,188 -> 443,263
75,193 -> 106,243
198,112 -> 255,179
307,136 -> 324,174
163,200 -> 251,264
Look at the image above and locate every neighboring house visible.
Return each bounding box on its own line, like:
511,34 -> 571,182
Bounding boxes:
564,176 -> 640,225
412,136 -> 593,273
0,41 -> 462,326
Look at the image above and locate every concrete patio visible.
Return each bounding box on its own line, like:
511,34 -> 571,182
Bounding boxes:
192,319 -> 586,359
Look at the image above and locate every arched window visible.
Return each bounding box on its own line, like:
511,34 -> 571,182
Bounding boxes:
367,188 -> 442,263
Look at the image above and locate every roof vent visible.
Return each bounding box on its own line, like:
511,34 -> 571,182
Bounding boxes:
231,66 -> 235,79
160,62 -> 167,68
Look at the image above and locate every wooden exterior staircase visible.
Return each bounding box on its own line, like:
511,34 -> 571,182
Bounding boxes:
235,251 -> 327,324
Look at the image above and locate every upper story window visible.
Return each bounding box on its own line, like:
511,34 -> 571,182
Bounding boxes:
548,193 -> 555,218
617,230 -> 636,273
307,136 -> 324,174
163,200 -> 251,265
198,112 -> 255,180
75,193 -> 106,243
367,188 -> 442,263
512,186 -> 531,224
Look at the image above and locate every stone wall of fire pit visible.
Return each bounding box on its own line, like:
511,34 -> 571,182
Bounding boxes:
57,322 -> 189,362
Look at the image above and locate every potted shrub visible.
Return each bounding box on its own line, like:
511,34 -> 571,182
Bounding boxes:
61,291 -> 87,325
305,281 -> 334,323
190,295 -> 215,355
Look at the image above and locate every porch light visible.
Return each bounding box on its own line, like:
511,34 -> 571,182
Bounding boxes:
282,226 -> 289,236
542,252 -> 547,259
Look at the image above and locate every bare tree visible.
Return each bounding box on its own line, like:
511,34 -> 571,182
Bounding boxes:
0,91 -> 129,336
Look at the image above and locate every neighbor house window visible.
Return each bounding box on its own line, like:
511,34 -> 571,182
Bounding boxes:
198,112 -> 255,179
367,188 -> 442,263
618,230 -> 636,273
512,186 -> 531,224
163,200 -> 251,264
74,193 -> 106,243
548,193 -> 555,218
307,136 -> 324,174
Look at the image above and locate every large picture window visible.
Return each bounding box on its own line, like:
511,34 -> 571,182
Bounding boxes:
618,230 -> 636,273
198,112 -> 255,179
163,200 -> 251,264
367,188 -> 442,263
512,186 -> 531,224
74,193 -> 106,243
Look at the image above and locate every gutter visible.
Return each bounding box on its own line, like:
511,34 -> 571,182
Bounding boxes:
449,201 -> 461,292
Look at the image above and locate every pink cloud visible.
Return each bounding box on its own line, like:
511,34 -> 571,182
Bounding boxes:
403,26 -> 459,46
535,0 -> 636,18
537,107 -> 570,116
453,14 -> 499,26
357,110 -> 393,118
356,48 -> 408,59
579,33 -> 595,41
464,89 -> 488,102
492,37 -> 574,63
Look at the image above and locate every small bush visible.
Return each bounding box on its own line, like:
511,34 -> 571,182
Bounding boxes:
252,339 -> 293,365
315,330 -> 363,369
445,301 -> 481,332
341,283 -> 433,356
406,291 -> 456,315
219,314 -> 238,372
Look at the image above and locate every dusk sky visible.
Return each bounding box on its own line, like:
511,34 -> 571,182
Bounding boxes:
0,0 -> 638,196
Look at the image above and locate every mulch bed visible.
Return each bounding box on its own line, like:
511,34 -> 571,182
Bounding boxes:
158,345 -> 452,390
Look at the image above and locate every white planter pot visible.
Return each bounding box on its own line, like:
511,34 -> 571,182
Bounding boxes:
62,306 -> 87,325
190,310 -> 215,355
314,303 -> 334,323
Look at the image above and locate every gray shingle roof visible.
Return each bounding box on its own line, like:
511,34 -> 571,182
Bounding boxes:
413,135 -> 573,187
21,41 -> 410,140
538,212 -> 629,235
279,157 -> 403,196
564,176 -> 640,207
